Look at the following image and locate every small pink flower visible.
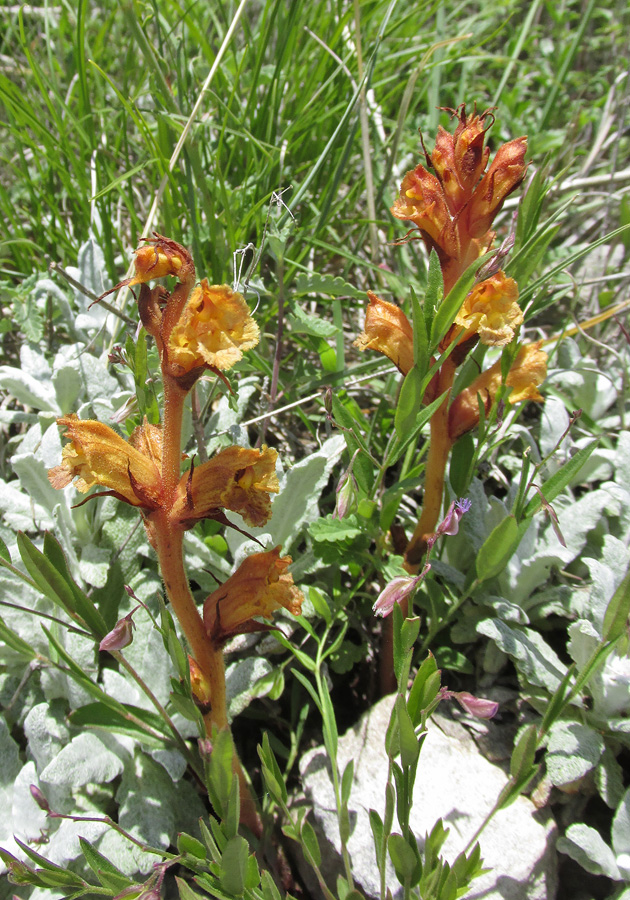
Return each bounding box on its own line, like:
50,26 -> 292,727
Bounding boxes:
439,687 -> 499,719
373,564 -> 431,617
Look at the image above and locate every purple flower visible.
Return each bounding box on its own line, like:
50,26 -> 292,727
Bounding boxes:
427,497 -> 471,547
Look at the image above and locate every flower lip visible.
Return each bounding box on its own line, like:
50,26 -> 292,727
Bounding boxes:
166,280 -> 260,376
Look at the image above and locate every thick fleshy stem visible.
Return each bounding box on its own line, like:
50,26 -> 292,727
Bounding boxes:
404,358 -> 456,570
152,339 -> 262,834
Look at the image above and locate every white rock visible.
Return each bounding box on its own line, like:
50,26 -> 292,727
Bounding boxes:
300,696 -> 557,899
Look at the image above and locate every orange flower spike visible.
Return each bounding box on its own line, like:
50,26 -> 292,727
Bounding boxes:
129,234 -> 195,286
48,415 -> 162,509
431,109 -> 490,212
167,280 -> 260,377
172,445 -> 279,528
203,547 -> 303,646
455,271 -> 524,347
354,291 -> 414,375
448,342 -> 547,440
466,136 -> 528,239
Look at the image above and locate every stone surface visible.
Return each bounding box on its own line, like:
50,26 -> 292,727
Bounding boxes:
300,696 -> 557,899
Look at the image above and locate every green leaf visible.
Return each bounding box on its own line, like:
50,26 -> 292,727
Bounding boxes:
522,440 -> 599,518
424,249 -> 444,334
475,515 -> 520,582
409,285 -> 429,375
395,366 -> 425,439
602,565 -> 630,643
301,820 -> 322,867
43,532 -> 108,635
396,695 -> 420,769
78,838 -> 133,890
0,615 -> 37,659
309,514 -> 362,543
220,835 -> 249,895
449,433 -> 475,496
258,732 -> 287,805
69,702 -> 169,748
288,303 -> 340,338
0,536 -> 10,562
510,724 -> 538,780
177,833 -> 207,860
341,759 -> 354,806
388,833 -> 422,886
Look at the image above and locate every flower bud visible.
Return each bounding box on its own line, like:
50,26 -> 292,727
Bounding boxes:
373,564 -> 431,618
99,607 -> 140,652
354,292 -> 414,375
453,690 -> 499,719
189,656 -> 212,709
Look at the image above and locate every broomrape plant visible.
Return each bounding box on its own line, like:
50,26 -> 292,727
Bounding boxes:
45,236 -> 303,836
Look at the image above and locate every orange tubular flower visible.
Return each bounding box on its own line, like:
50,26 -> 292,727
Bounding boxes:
167,280 -> 260,376
48,415 -> 163,509
354,291 -> 414,376
172,445 -> 279,528
448,342 -> 548,440
203,547 -> 303,646
454,271 -> 523,347
466,137 -> 528,238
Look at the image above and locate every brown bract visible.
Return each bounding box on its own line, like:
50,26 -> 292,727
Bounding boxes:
172,445 -> 279,528
448,342 -> 548,440
354,291 -> 414,376
48,415 -> 163,509
203,547 -> 303,646
167,280 -> 260,375
129,234 -> 195,286
455,271 -> 523,347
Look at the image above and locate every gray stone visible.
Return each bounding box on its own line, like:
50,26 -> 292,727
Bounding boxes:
299,696 -> 557,899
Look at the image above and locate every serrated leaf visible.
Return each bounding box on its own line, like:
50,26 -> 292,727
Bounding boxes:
296,272 -> 364,299
309,514 -> 362,543
288,303 -> 340,338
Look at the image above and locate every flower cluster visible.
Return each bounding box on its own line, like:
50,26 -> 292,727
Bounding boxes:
390,105 -> 527,294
